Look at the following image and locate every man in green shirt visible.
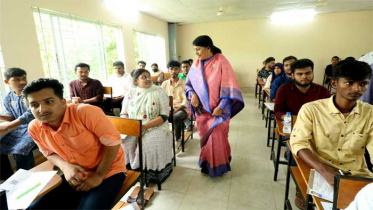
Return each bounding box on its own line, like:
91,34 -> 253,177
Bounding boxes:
178,60 -> 190,81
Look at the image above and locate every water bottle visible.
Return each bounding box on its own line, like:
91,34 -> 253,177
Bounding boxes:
283,112 -> 292,134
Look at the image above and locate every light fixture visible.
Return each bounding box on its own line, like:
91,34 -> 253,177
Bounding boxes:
217,6 -> 225,16
270,9 -> 315,24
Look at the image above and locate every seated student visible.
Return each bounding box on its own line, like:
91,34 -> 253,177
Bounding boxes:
269,56 -> 297,101
0,68 -> 36,180
138,60 -> 146,69
161,61 -> 189,153
263,63 -> 284,90
257,57 -> 275,86
104,61 -> 135,112
151,63 -> 166,85
178,60 -> 190,81
25,78 -> 126,209
120,69 -> 173,185
324,56 -> 339,85
290,60 -> 373,188
274,58 -> 331,120
69,63 -> 104,108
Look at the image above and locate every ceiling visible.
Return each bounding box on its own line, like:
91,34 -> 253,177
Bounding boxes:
130,0 -> 373,24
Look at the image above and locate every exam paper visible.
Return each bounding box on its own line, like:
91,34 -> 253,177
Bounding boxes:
308,169 -> 334,202
321,201 -> 333,210
0,169 -> 57,209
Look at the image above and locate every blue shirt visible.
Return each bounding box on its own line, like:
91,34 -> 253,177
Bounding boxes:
0,91 -> 35,155
270,74 -> 292,100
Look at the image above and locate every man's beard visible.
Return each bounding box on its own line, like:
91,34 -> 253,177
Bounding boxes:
153,68 -> 159,72
294,78 -> 313,87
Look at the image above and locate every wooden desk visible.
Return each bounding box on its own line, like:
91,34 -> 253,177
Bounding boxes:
112,201 -> 130,210
285,141 -> 329,210
30,161 -> 62,202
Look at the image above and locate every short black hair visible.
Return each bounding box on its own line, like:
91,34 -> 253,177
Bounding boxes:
332,56 -> 340,60
138,61 -> 146,65
188,59 -> 193,63
4,68 -> 27,80
181,60 -> 191,66
344,57 -> 356,61
333,60 -> 372,81
113,61 -> 124,68
264,57 -> 275,64
167,60 -> 181,68
282,56 -> 297,64
23,78 -> 64,100
151,63 -> 158,68
75,63 -> 90,72
291,59 -> 314,73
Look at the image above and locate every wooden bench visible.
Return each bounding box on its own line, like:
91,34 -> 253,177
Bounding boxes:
108,116 -> 145,207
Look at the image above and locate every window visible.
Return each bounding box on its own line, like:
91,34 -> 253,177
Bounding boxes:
0,44 -> 8,114
133,30 -> 166,72
33,7 -> 125,97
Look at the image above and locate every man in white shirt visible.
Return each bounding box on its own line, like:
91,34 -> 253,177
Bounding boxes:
105,61 -> 135,112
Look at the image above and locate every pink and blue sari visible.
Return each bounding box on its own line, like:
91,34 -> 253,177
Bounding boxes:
185,53 -> 244,177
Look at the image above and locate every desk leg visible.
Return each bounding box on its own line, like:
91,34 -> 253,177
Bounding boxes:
270,120 -> 277,160
284,144 -> 292,209
305,194 -> 313,210
258,89 -> 262,109
267,111 -> 272,147
262,91 -> 266,119
274,135 -> 282,181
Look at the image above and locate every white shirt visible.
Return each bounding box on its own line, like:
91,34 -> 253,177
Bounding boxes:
359,51 -> 373,65
107,73 -> 135,97
264,74 -> 273,89
345,183 -> 373,210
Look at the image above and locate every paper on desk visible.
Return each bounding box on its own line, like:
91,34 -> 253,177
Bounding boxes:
119,202 -> 141,210
308,169 -> 334,202
0,169 -> 57,209
120,134 -> 128,140
264,102 -> 275,111
321,201 -> 333,210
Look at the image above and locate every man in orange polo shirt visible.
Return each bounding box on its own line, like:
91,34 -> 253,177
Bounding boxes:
24,78 -> 126,209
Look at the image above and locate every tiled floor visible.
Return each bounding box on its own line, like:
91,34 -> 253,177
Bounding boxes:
123,93 -> 297,210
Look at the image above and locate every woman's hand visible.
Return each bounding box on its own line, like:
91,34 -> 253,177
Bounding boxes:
191,94 -> 200,107
142,124 -> 148,131
212,107 -> 222,117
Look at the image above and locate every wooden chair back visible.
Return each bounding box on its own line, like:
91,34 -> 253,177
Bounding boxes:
164,72 -> 170,79
107,116 -> 145,207
103,86 -> 113,96
103,86 -> 113,114
151,76 -> 158,83
333,175 -> 373,209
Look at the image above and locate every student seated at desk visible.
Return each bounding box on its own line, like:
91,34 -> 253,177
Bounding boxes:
269,56 -> 297,101
69,63 -> 104,109
0,68 -> 36,180
24,78 -> 126,209
290,60 -> 373,188
263,62 -> 284,90
257,57 -> 275,86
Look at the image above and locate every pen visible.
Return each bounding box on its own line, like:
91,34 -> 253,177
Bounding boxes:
339,170 -> 344,175
16,182 -> 41,200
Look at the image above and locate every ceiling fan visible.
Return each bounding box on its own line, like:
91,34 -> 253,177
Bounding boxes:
216,6 -> 226,16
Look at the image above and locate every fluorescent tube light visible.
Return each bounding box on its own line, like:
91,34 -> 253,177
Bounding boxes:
271,9 -> 315,24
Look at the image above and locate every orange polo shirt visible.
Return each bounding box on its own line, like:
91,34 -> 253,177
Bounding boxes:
28,103 -> 126,179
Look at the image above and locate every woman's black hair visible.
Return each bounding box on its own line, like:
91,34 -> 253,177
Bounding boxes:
133,68 -> 151,80
192,35 -> 222,54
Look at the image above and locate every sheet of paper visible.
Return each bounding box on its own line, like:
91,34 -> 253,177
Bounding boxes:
0,169 -> 32,195
264,102 -> 275,111
321,201 -> 333,210
308,169 -> 334,202
120,134 -> 128,140
3,170 -> 57,209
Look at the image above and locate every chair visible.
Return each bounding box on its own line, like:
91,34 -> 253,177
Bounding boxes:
164,72 -> 170,79
168,96 -> 177,166
333,175 -> 373,210
107,116 -> 145,207
103,86 -> 114,115
151,76 -> 157,83
180,110 -> 194,152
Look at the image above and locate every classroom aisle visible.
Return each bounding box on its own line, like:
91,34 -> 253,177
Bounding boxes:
125,93 -> 297,210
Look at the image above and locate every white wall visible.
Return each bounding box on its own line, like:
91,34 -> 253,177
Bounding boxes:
177,10 -> 373,89
0,0 -> 170,80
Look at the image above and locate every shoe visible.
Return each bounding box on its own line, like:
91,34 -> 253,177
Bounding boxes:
137,188 -> 154,208
127,186 -> 141,203
295,191 -> 305,210
186,125 -> 193,131
175,140 -> 182,154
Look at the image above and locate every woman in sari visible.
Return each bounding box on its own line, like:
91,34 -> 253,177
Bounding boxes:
120,69 -> 173,185
185,35 -> 245,178
151,63 -> 166,85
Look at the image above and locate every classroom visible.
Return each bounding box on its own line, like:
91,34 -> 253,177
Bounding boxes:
0,0 -> 372,209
